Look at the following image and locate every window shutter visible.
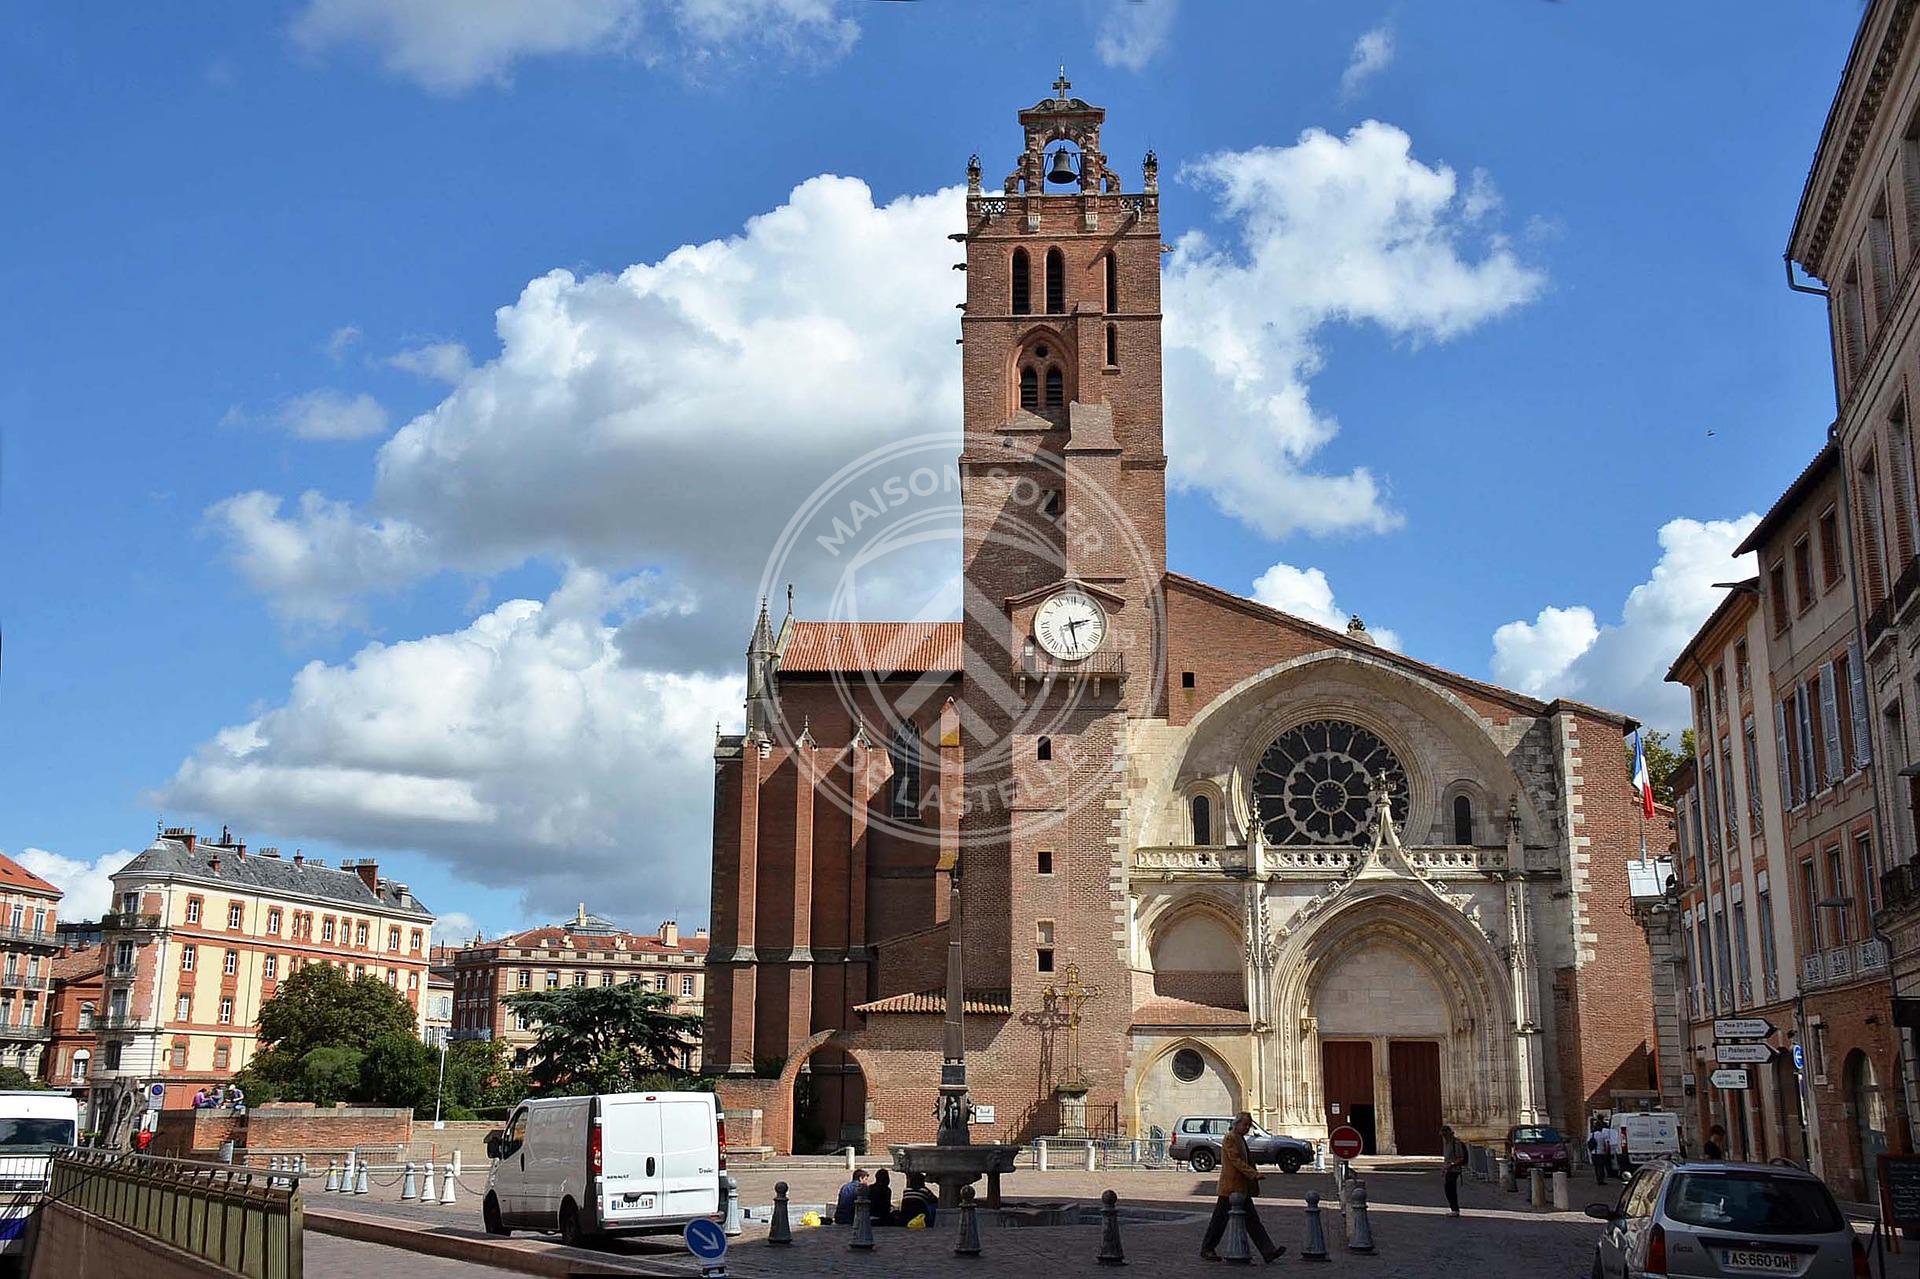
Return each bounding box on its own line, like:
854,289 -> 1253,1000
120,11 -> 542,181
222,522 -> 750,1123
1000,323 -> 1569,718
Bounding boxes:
1850,640 -> 1873,768
1775,701 -> 1793,808
1820,662 -> 1843,787
1796,688 -> 1817,804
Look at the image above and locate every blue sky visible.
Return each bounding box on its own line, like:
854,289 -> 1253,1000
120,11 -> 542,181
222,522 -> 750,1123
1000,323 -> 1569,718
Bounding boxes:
0,0 -> 1861,937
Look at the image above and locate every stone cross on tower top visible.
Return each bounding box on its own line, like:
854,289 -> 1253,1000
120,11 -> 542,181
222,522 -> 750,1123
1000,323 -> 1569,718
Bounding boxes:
1053,66 -> 1071,100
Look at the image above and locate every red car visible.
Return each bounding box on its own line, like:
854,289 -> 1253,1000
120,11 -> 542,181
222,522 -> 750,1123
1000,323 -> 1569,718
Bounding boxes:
1507,1124 -> 1571,1174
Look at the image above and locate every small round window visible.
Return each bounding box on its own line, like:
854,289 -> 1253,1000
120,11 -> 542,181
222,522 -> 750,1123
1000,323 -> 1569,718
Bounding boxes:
1171,1048 -> 1205,1082
1034,343 -> 1050,360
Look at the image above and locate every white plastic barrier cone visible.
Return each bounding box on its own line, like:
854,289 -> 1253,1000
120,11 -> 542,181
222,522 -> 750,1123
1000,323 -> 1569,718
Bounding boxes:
440,1160 -> 457,1206
421,1160 -> 437,1203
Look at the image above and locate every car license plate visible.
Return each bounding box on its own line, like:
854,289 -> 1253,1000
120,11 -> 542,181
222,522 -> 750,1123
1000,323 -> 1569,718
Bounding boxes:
615,1193 -> 655,1209
1722,1250 -> 1797,1272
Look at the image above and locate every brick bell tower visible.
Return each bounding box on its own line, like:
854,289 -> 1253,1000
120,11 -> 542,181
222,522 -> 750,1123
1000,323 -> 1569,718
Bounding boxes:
954,73 -> 1166,1133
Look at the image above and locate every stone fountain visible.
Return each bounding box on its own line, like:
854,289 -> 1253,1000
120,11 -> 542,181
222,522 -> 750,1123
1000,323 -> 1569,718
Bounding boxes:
890,856 -> 1022,1209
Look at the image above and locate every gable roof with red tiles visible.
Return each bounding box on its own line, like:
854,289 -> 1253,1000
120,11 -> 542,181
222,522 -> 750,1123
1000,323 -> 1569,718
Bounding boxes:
776,621 -> 963,676
0,853 -> 61,900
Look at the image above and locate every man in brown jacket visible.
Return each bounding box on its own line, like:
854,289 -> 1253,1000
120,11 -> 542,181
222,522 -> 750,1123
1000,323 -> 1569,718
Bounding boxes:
1200,1113 -> 1286,1262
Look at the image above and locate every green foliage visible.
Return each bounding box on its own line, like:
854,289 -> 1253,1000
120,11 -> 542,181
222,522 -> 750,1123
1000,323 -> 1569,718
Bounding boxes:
0,1067 -> 43,1091
257,964 -> 419,1059
440,1038 -> 523,1113
504,984 -> 701,1095
358,1034 -> 434,1110
1629,728 -> 1694,806
298,1047 -> 365,1106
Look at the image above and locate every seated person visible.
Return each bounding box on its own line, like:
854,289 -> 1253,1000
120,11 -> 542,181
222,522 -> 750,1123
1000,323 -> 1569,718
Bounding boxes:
898,1172 -> 938,1226
833,1169 -> 869,1225
868,1169 -> 896,1226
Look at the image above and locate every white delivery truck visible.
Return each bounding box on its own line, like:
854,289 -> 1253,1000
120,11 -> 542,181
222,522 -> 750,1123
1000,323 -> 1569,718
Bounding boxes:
1614,1111 -> 1682,1170
0,1091 -> 81,1256
483,1091 -> 725,1247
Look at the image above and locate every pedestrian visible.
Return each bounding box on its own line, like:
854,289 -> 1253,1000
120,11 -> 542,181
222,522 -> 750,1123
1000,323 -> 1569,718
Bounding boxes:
899,1171 -> 938,1227
1704,1125 -> 1726,1160
868,1168 -> 896,1226
228,1083 -> 246,1115
131,1127 -> 154,1153
834,1168 -> 869,1225
1200,1112 -> 1286,1263
1441,1124 -> 1468,1216
1594,1124 -> 1617,1184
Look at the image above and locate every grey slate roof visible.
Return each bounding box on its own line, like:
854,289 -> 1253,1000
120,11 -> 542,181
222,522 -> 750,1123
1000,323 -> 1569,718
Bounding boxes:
116,837 -> 433,919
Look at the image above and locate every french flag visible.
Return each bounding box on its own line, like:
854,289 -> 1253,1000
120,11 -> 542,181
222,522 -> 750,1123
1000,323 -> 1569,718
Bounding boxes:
1631,729 -> 1655,819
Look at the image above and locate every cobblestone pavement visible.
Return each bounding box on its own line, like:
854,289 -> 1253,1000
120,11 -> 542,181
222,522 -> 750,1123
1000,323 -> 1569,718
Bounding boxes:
304,1156 -> 1603,1276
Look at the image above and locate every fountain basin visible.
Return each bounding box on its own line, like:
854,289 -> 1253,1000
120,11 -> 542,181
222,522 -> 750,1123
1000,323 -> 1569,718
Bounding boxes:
891,1142 -> 1022,1209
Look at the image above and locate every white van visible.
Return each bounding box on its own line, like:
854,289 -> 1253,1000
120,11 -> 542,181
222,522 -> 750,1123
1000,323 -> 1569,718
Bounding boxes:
1615,1111 -> 1682,1169
0,1092 -> 80,1255
483,1091 -> 724,1246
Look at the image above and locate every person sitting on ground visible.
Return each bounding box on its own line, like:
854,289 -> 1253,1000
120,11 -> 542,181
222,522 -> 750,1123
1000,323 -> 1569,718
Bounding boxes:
834,1168 -> 869,1225
898,1171 -> 938,1227
867,1168 -> 896,1226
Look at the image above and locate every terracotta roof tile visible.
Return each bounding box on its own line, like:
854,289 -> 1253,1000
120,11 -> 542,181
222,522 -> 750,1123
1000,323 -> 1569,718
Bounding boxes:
853,989 -> 1012,1016
487,923 -> 707,956
50,948 -> 105,982
778,622 -> 962,675
0,853 -> 60,899
1130,996 -> 1252,1029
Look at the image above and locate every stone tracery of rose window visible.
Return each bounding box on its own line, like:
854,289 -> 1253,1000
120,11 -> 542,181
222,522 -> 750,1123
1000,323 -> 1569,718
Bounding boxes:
1252,718 -> 1410,845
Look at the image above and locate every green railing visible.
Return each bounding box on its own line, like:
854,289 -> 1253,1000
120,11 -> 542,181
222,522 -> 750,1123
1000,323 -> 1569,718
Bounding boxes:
44,1149 -> 303,1279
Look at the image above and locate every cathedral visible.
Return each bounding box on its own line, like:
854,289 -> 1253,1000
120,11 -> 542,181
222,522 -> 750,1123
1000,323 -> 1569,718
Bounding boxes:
703,83 -> 1658,1156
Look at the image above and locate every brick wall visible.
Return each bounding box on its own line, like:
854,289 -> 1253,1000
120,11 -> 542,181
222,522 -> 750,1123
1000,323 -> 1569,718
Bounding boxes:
243,1103 -> 411,1155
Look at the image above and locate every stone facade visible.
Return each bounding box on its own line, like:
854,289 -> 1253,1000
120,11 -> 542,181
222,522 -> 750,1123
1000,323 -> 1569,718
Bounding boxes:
704,84 -> 1658,1155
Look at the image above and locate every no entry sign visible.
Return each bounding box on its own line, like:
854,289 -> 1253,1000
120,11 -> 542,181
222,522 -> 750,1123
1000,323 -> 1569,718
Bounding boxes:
1329,1126 -> 1364,1160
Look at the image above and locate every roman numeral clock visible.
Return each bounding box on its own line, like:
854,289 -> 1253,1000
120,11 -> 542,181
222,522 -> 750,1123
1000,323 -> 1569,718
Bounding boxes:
1033,589 -> 1108,661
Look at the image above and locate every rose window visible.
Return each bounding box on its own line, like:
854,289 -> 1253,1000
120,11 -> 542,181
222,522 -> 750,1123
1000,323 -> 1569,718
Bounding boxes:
1252,719 -> 1409,845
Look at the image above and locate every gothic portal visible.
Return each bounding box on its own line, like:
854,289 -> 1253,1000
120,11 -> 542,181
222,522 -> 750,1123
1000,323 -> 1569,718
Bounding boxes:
703,82 -> 1657,1154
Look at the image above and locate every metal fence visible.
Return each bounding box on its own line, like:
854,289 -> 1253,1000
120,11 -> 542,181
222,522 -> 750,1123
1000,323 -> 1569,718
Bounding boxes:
43,1149 -> 303,1279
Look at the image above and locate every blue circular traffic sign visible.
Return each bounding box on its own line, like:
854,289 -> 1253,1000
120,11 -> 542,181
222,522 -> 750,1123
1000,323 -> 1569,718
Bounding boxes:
1792,1043 -> 1806,1072
686,1218 -> 728,1261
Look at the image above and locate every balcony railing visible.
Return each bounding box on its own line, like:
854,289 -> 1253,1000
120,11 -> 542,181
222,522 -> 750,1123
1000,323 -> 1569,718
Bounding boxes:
1738,978 -> 1754,1007
1858,937 -> 1890,972
95,1011 -> 145,1031
99,912 -> 162,931
1764,972 -> 1781,1000
0,1023 -> 52,1042
0,974 -> 49,992
1131,847 -> 1251,874
104,962 -> 138,980
0,927 -> 61,951
1800,941 -> 1883,989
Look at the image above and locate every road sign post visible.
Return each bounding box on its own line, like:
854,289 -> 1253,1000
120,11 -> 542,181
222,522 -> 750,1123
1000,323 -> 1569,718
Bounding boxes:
1709,1069 -> 1750,1090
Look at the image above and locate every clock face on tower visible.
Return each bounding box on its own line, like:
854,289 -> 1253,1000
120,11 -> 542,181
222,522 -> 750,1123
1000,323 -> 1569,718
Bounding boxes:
1034,590 -> 1107,661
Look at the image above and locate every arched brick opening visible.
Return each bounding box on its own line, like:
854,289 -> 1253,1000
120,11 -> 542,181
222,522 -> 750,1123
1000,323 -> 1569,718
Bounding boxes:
779,1029 -> 871,1155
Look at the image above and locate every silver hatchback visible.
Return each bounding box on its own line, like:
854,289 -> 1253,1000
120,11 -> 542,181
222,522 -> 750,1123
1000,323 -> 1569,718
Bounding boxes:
1586,1161 -> 1864,1279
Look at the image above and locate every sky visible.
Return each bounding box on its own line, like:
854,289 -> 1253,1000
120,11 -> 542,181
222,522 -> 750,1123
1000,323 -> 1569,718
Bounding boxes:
0,0 -> 1864,939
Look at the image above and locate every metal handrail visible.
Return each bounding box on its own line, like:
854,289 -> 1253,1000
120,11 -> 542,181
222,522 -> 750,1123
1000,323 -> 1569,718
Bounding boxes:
99,911 -> 162,931
47,1148 -> 303,1279
0,926 -> 60,949
0,974 -> 49,991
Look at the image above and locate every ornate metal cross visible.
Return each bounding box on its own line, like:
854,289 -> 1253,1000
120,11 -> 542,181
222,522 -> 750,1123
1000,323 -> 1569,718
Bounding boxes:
1053,67 -> 1072,100
1053,963 -> 1102,1092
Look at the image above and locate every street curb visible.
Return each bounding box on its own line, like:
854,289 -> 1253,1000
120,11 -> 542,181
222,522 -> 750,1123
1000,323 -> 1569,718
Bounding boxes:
304,1205 -> 690,1277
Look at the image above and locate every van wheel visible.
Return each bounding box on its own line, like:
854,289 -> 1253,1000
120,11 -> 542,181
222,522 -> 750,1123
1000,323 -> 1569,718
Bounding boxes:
558,1200 -> 596,1249
483,1194 -> 508,1237
1277,1153 -> 1303,1174
1190,1148 -> 1218,1173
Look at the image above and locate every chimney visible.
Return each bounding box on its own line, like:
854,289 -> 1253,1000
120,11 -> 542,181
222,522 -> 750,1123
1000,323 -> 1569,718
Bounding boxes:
292,850 -> 304,868
660,920 -> 679,947
208,853 -> 222,875
351,860 -> 380,894
695,926 -> 709,940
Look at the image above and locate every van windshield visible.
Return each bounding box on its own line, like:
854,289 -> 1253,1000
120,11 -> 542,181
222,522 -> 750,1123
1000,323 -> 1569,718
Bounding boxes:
1664,1173 -> 1842,1234
0,1119 -> 75,1147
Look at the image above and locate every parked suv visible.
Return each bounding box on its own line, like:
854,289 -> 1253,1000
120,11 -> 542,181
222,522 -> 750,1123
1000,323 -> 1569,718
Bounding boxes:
1586,1160 -> 1863,1279
1170,1116 -> 1314,1174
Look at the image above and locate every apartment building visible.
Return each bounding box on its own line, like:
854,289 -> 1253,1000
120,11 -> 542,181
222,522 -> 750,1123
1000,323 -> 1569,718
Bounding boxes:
43,944 -> 104,1101
446,907 -> 707,1070
0,854 -> 64,1080
95,827 -> 436,1108
1667,581 -> 1807,1166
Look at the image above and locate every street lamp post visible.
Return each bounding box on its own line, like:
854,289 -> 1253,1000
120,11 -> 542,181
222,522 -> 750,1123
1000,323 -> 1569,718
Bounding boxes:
432,1036 -> 449,1127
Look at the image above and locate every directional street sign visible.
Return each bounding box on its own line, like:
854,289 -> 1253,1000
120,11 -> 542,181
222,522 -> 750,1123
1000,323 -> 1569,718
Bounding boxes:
685,1218 -> 728,1263
1714,1018 -> 1776,1040
1710,1069 -> 1750,1090
1715,1042 -> 1780,1065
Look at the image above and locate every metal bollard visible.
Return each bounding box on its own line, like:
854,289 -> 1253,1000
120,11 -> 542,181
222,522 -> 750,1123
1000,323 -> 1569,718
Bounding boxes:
1095,1188 -> 1126,1266
344,1150 -> 357,1186
850,1185 -> 875,1250
324,1160 -> 340,1193
1347,1182 -> 1376,1255
297,1153 -> 308,1176
441,1160 -> 457,1206
354,1162 -> 370,1195
1129,1139 -> 1140,1166
1221,1191 -> 1253,1263
844,1145 -> 857,1172
1084,1142 -> 1097,1172
954,1185 -> 982,1257
1529,1167 -> 1547,1208
768,1181 -> 793,1245
1037,1138 -> 1049,1171
1552,1170 -> 1569,1211
723,1174 -> 743,1236
1498,1156 -> 1515,1193
401,1160 -> 418,1201
1301,1191 -> 1329,1262
421,1159 -> 437,1203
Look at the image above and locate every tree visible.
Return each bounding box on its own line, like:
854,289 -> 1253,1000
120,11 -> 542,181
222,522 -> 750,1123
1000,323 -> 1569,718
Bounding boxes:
0,1067 -> 42,1091
256,964 -> 419,1059
1628,728 -> 1694,806
358,1033 -> 435,1111
297,1047 -> 365,1106
440,1038 -> 523,1114
504,984 -> 701,1095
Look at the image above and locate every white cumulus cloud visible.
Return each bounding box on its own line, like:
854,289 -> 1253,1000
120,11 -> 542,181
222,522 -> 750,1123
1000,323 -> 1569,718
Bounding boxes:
1094,0 -> 1178,72
1165,121 -> 1545,537
291,0 -> 858,94
432,910 -> 482,945
1250,561 -> 1402,651
159,569 -> 741,923
12,848 -> 137,923
1340,21 -> 1395,99
273,389 -> 390,441
209,490 -> 437,627
386,341 -> 472,383
1489,514 -> 1761,728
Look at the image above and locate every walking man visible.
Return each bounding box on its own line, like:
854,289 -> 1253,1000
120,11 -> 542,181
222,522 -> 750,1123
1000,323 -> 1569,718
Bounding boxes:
1441,1124 -> 1468,1216
1594,1124 -> 1617,1184
1201,1113 -> 1286,1263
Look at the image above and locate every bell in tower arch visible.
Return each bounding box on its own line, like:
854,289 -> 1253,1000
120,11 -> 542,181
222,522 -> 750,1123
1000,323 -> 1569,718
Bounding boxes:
1046,146 -> 1079,187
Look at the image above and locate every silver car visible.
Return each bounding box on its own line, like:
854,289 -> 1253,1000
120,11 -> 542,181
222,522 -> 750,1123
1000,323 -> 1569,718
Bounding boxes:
1586,1160 -> 1865,1279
